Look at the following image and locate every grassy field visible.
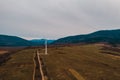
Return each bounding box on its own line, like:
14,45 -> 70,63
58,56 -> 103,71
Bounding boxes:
41,44 -> 120,80
0,48 -> 36,80
0,44 -> 120,80
0,51 -> 8,54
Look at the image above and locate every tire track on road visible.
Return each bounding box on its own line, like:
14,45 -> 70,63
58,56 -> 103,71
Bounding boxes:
33,50 -> 48,80
37,50 -> 45,80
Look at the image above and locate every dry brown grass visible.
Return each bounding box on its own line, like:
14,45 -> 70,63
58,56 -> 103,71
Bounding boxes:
0,51 -> 8,54
0,44 -> 120,80
69,68 -> 85,80
41,44 -> 120,80
0,49 -> 36,80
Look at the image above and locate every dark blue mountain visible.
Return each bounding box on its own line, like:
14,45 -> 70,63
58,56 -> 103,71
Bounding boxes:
0,35 -> 55,47
53,29 -> 120,45
0,35 -> 32,46
30,39 -> 55,46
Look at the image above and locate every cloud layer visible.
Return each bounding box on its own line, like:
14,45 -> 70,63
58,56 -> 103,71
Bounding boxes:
0,0 -> 120,39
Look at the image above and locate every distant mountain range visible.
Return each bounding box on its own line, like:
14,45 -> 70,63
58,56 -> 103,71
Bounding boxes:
53,29 -> 120,45
0,35 -> 32,46
0,35 -> 55,47
0,29 -> 120,46
30,39 -> 55,46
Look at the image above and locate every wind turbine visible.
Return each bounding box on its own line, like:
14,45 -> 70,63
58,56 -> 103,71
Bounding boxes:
45,39 -> 48,55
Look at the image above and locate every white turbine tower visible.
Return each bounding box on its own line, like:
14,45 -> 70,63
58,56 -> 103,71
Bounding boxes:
45,39 -> 48,55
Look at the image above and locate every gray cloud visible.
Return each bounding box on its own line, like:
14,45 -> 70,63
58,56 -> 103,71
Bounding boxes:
0,0 -> 120,39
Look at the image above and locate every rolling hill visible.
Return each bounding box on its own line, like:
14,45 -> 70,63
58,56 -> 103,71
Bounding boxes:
0,35 -> 55,47
0,35 -> 32,46
1,29 -> 120,47
30,39 -> 55,46
53,29 -> 120,45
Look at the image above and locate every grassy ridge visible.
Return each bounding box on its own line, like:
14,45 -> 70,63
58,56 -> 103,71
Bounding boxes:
0,49 -> 36,80
41,44 -> 120,80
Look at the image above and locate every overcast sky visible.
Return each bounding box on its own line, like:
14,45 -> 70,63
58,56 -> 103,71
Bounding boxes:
0,0 -> 120,39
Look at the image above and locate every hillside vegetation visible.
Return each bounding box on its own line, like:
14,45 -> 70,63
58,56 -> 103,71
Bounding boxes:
0,35 -> 32,46
30,39 -> 55,46
53,29 -> 120,45
1,29 -> 120,47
